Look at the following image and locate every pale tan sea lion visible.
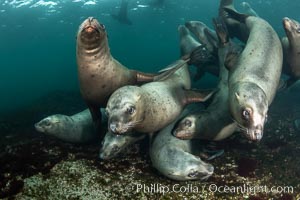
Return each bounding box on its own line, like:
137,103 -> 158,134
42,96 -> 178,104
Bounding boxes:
281,17 -> 300,86
150,105 -> 214,181
106,63 -> 214,135
99,131 -> 146,160
221,4 -> 283,141
35,109 -> 97,143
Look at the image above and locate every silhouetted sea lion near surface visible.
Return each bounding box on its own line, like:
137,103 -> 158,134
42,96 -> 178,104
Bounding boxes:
219,1 -> 283,141
281,17 -> 300,86
106,62 -> 214,135
111,0 -> 132,25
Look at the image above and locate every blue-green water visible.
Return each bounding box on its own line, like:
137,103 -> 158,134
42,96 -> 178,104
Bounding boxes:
0,0 -> 299,114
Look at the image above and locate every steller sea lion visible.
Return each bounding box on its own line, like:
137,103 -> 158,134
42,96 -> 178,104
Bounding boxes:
178,24 -> 219,81
219,0 -> 249,43
178,25 -> 219,80
150,105 -> 215,181
220,2 -> 283,141
99,105 -> 218,181
281,17 -> 300,86
99,131 -> 146,160
173,18 -> 241,141
106,62 -> 214,135
184,20 -> 218,54
77,17 -> 171,134
35,109 -> 97,143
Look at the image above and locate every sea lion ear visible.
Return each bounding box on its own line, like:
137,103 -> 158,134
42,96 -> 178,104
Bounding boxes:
136,94 -> 141,101
235,92 -> 241,103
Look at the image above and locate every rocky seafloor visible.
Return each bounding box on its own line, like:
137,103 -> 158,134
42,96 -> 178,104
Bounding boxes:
0,90 -> 299,199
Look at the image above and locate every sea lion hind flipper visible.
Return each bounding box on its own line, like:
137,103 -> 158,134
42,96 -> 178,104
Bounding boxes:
204,149 -> 224,161
183,88 -> 216,104
88,105 -> 104,138
212,17 -> 229,46
203,28 -> 218,50
223,7 -> 249,23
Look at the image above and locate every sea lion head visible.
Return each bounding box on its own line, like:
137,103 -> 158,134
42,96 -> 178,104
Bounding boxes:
241,2 -> 250,9
35,115 -> 67,136
230,82 -> 268,142
283,17 -> 300,41
106,86 -> 145,135
173,114 -> 197,139
77,17 -> 107,49
99,131 -> 145,160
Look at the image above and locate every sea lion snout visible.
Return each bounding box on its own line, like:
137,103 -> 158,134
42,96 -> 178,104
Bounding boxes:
245,125 -> 263,142
109,121 -> 127,134
283,17 -> 292,30
99,144 -> 121,160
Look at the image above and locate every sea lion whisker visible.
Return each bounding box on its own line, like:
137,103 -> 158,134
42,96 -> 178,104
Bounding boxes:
232,118 -> 248,132
128,119 -> 144,126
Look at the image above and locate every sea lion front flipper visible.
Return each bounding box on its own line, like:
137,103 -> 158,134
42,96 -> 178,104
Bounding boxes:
183,89 -> 216,104
213,17 -> 229,46
203,149 -> 225,161
88,105 -> 103,137
204,28 -> 218,51
154,59 -> 189,82
187,45 -> 212,66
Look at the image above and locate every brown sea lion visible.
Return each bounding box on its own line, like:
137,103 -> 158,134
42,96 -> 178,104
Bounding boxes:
77,17 -> 168,133
281,17 -> 300,86
220,3 -> 283,141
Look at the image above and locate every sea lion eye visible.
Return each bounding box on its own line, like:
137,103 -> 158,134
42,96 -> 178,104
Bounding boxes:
242,108 -> 251,121
185,120 -> 192,127
297,28 -> 300,33
43,120 -> 51,127
127,106 -> 135,115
